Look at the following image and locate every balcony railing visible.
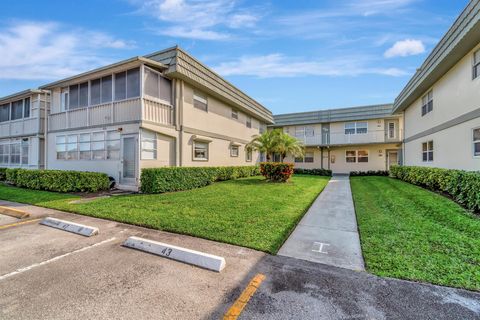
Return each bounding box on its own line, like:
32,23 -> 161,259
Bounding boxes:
293,129 -> 402,146
48,97 -> 173,131
0,118 -> 42,138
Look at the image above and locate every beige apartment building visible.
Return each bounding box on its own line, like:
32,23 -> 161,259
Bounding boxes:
28,47 -> 272,189
393,0 -> 480,171
0,89 -> 50,169
272,104 -> 403,173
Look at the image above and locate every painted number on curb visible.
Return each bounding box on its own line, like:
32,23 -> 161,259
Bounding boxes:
312,242 -> 330,254
161,247 -> 173,257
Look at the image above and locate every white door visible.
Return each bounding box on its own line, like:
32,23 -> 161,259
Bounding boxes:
387,151 -> 398,170
121,135 -> 137,185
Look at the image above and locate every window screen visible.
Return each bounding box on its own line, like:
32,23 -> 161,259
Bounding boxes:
23,98 -> 30,118
101,75 -> 113,103
69,84 -> 79,109
0,104 -> 9,122
90,79 -> 101,105
115,71 -> 127,101
127,68 -> 140,98
79,82 -> 88,107
11,100 -> 23,120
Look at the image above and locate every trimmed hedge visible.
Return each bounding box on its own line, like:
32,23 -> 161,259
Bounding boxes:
260,162 -> 294,182
350,170 -> 389,176
0,168 -> 7,181
293,168 -> 332,176
141,166 -> 260,194
390,165 -> 480,212
5,168 -> 110,193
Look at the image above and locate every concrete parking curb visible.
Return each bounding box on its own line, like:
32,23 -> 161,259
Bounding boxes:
0,206 -> 30,219
123,236 -> 226,272
40,217 -> 99,237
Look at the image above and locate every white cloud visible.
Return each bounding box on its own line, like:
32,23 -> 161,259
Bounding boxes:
131,0 -> 260,40
0,21 -> 134,80
349,0 -> 418,16
384,39 -> 425,58
213,53 -> 409,78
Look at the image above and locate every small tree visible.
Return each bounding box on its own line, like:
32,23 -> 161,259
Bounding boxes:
246,129 -> 305,162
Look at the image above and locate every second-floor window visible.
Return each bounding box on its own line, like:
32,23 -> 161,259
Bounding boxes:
0,98 -> 31,122
422,140 -> 434,162
473,49 -> 480,80
90,76 -> 113,106
231,109 -> 238,119
421,90 -> 433,116
246,116 -> 252,128
345,122 -> 368,135
144,67 -> 172,104
193,92 -> 208,111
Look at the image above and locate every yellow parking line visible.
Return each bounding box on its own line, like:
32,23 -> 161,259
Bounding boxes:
223,273 -> 266,320
0,219 -> 41,230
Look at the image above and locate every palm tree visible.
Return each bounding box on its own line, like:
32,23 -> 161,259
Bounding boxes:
274,132 -> 305,162
246,129 -> 305,162
245,129 -> 279,161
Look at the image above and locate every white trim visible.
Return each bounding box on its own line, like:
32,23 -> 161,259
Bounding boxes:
472,127 -> 480,158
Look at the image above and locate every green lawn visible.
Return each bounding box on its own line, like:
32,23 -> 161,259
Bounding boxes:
0,175 -> 329,254
351,176 -> 480,291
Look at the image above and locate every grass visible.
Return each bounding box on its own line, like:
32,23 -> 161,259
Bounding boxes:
351,176 -> 480,291
0,175 -> 329,254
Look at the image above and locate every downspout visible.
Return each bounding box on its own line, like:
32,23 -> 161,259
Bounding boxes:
43,91 -> 49,170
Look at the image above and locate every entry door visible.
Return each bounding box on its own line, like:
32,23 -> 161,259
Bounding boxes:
121,135 -> 137,185
387,151 -> 398,170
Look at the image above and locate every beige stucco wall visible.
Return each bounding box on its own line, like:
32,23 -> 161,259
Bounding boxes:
179,82 -> 264,166
403,43 -> 480,170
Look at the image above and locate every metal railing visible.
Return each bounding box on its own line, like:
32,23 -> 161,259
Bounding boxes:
293,129 -> 402,146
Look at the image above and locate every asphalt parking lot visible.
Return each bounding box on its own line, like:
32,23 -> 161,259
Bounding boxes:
0,201 -> 479,320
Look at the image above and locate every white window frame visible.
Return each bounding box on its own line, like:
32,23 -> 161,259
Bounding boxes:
230,145 -> 239,157
345,150 -> 357,163
193,141 -> 209,161
473,49 -> 480,80
345,122 -> 368,135
357,150 -> 369,163
387,121 -> 396,139
422,140 -> 434,162
141,130 -> 157,160
473,127 -> 480,158
246,149 -> 252,162
421,90 -> 433,116
193,92 -> 208,112
231,108 -> 238,120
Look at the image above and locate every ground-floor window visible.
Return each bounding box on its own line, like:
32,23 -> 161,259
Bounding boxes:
346,150 -> 368,163
295,151 -> 314,163
141,130 -> 157,160
246,150 -> 252,162
473,128 -> 480,157
193,141 -> 208,160
0,139 -> 28,166
422,140 -> 434,162
230,145 -> 239,157
56,130 -> 120,161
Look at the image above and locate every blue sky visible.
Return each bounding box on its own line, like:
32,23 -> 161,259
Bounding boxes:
0,0 -> 468,114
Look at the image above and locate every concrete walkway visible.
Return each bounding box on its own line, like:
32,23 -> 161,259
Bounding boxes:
278,175 -> 365,271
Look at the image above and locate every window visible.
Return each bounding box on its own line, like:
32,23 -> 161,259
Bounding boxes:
141,130 -> 157,160
144,68 -> 172,103
305,126 -> 314,137
358,150 -> 369,163
61,88 -> 69,112
193,141 -> 208,160
23,98 -> 30,118
0,104 -> 9,122
305,151 -> 314,163
0,144 -> 8,164
11,100 -> 23,120
231,109 -> 238,119
473,49 -> 480,80
90,78 -> 101,106
10,143 -> 21,164
114,67 -> 140,101
56,136 -> 66,160
230,145 -> 239,157
345,122 -> 368,134
421,90 -> 433,116
294,156 -> 304,163
295,126 -> 305,137
246,116 -> 252,128
346,150 -> 356,163
388,122 -> 396,139
92,132 -> 105,160
193,92 -> 208,111
66,135 -> 78,160
79,133 -> 91,160
101,75 -> 113,103
106,131 -> 120,160
21,139 -> 28,164
422,140 -> 434,162
68,82 -> 88,109
473,128 -> 480,157
246,150 -> 252,162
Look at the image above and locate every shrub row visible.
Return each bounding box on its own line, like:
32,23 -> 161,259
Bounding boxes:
350,170 -> 389,176
0,168 -> 7,181
140,166 -> 260,194
293,168 -> 332,176
5,168 -> 110,193
260,162 -> 294,182
390,166 -> 480,212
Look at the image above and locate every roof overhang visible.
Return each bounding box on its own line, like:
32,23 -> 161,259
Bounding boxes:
393,1 -> 480,113
40,57 -> 168,89
0,89 -> 47,104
